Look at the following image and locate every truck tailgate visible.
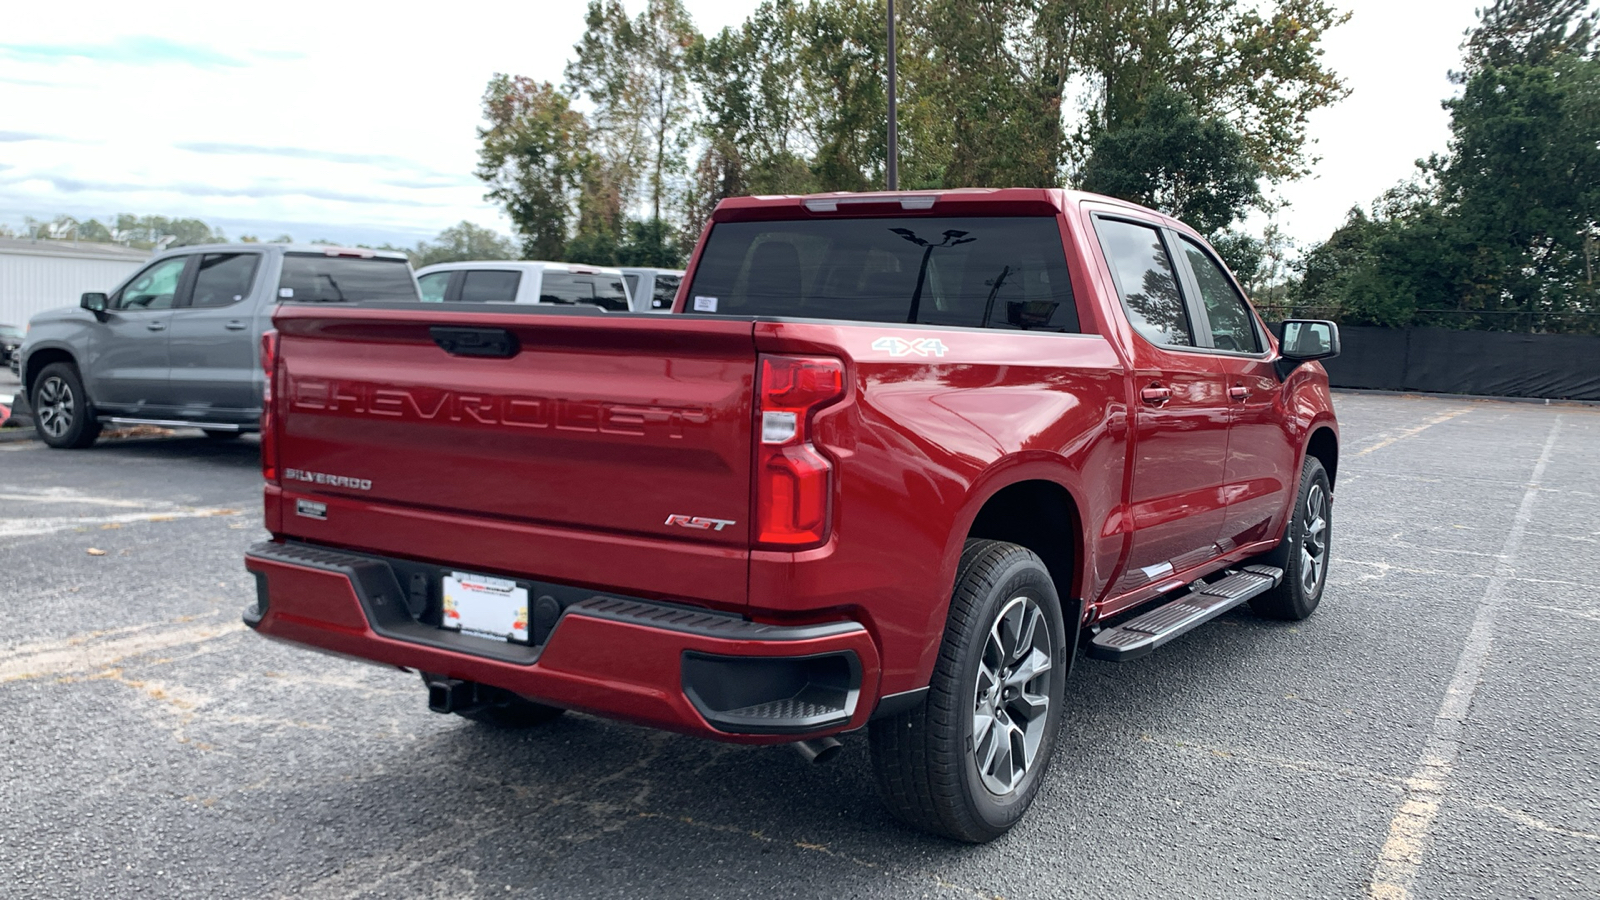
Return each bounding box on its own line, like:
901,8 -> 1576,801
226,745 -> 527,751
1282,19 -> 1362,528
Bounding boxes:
270,306 -> 756,604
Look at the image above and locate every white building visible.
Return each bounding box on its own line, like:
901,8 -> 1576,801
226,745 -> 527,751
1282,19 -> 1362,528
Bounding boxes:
0,238 -> 151,328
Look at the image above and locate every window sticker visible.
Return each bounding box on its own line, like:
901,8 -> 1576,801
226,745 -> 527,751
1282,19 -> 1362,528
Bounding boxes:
279,288 -> 294,298
693,295 -> 718,312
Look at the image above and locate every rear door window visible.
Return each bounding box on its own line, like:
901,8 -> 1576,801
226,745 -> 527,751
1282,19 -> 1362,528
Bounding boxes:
539,272 -> 630,311
189,253 -> 260,308
279,254 -> 418,303
458,270 -> 521,303
684,216 -> 1078,331
652,274 -> 681,310
1092,218 -> 1194,348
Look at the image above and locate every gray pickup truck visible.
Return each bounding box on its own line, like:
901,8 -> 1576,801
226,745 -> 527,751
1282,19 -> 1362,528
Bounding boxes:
16,243 -> 418,448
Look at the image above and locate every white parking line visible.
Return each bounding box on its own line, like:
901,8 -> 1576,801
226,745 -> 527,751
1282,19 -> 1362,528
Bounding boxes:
0,618 -> 244,683
1367,416 -> 1563,900
0,506 -> 243,538
0,487 -> 162,508
1351,408 -> 1473,459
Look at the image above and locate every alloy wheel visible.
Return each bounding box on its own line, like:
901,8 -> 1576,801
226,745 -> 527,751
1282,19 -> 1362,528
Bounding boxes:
1299,483 -> 1328,596
36,376 -> 74,439
971,594 -> 1053,795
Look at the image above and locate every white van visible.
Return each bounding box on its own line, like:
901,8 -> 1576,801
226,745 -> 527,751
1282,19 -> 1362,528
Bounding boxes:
415,261 -> 632,311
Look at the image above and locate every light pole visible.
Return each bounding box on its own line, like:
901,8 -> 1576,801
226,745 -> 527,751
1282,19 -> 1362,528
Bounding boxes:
886,0 -> 898,190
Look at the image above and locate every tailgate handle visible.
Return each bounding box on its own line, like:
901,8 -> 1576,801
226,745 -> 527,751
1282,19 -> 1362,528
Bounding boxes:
430,326 -> 520,358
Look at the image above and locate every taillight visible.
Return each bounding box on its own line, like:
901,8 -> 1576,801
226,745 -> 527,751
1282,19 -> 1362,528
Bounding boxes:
260,329 -> 280,485
754,355 -> 845,548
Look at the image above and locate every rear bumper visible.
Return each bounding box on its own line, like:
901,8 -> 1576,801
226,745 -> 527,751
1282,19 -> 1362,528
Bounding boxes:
243,541 -> 882,743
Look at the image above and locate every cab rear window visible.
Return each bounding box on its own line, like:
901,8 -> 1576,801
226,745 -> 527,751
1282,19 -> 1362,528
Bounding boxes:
685,216 -> 1078,332
280,254 -> 418,303
539,272 -> 629,311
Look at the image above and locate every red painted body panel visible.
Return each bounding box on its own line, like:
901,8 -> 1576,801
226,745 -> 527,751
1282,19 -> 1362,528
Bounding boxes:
248,187 -> 1338,741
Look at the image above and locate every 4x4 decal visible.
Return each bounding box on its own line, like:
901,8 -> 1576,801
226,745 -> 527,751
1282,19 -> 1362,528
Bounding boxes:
871,336 -> 949,358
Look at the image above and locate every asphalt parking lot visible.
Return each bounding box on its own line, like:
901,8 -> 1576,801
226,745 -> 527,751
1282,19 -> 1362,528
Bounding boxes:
1,392 -> 1596,899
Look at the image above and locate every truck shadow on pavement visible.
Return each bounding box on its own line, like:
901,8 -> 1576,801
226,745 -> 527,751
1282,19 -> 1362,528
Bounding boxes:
77,431 -> 263,470
254,608 -> 1312,899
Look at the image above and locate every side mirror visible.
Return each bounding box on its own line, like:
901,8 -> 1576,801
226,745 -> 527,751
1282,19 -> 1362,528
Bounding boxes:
80,292 -> 108,315
1278,319 -> 1340,361
1275,319 -> 1339,379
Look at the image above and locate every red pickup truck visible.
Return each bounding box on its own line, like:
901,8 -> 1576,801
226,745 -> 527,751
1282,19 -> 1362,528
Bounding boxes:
244,188 -> 1340,842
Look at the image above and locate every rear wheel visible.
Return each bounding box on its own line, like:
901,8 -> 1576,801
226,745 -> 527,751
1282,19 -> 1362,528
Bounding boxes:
868,540 -> 1067,842
32,363 -> 100,449
1250,456 -> 1332,621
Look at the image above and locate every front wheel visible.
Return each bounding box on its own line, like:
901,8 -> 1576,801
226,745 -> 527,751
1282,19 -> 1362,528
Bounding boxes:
1250,456 -> 1332,620
868,540 -> 1068,843
32,363 -> 101,449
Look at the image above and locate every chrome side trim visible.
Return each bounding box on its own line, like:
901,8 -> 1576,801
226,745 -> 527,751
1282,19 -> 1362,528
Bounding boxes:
104,417 -> 245,431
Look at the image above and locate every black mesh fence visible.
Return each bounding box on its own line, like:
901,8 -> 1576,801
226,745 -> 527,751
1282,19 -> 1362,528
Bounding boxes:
1262,320 -> 1600,401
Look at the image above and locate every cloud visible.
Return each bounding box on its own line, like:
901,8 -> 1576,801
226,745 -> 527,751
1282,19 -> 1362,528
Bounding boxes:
175,141 -> 443,174
0,36 -> 250,69
247,49 -> 307,62
0,75 -> 66,88
0,131 -> 54,143
379,174 -> 481,190
6,173 -> 444,208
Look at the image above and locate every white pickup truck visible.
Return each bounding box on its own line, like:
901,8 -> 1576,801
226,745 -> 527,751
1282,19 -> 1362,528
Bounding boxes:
415,261 -> 632,310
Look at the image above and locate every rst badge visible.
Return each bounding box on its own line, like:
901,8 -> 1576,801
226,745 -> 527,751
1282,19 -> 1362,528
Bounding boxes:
665,514 -> 737,532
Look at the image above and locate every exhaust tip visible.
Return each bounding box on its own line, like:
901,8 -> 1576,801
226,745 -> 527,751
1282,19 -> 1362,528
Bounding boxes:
792,736 -> 843,765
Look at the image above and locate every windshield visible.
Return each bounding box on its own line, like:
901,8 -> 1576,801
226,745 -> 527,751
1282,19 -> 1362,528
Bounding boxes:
280,254 -> 417,303
685,216 -> 1077,331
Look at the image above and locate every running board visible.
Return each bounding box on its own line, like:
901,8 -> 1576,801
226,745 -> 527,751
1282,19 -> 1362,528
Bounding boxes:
1088,565 -> 1283,662
103,417 -> 245,432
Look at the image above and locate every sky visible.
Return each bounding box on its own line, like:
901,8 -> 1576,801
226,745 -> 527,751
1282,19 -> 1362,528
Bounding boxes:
0,0 -> 1486,253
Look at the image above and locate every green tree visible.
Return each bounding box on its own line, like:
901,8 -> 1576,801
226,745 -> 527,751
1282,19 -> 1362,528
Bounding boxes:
1436,58 -> 1600,324
1069,0 -> 1350,183
476,75 -> 589,260
411,222 -> 518,267
1079,85 -> 1263,234
690,1 -> 815,199
796,0 -> 889,191
105,214 -> 224,248
1458,0 -> 1597,76
567,0 -> 699,246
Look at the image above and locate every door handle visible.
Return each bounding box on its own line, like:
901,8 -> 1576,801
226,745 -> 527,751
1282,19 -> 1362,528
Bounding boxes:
1140,385 -> 1172,406
1228,385 -> 1249,401
224,320 -> 248,330
146,321 -> 166,332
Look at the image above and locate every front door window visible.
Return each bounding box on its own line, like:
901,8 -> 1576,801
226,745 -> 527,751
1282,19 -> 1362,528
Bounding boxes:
113,257 -> 188,310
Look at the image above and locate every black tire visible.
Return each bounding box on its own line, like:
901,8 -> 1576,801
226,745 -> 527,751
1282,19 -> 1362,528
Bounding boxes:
868,539 -> 1068,843
1250,456 -> 1332,621
201,430 -> 243,440
32,363 -> 101,449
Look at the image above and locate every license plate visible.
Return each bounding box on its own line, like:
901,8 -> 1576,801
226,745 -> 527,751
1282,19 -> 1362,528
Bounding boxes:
441,571 -> 529,643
